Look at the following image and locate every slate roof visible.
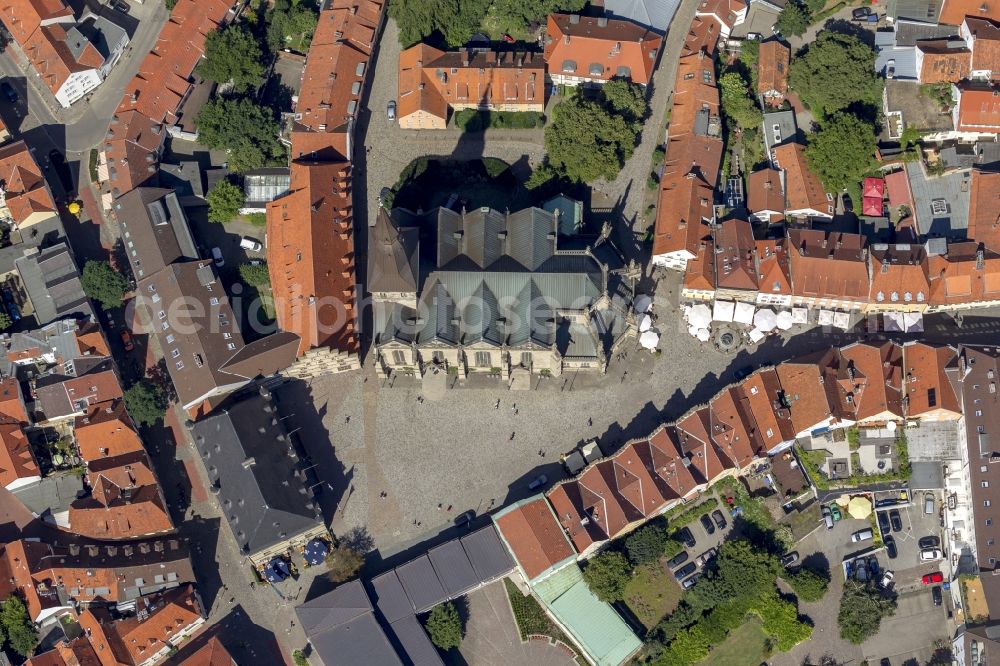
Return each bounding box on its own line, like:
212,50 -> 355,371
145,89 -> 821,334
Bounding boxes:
15,242 -> 94,325
296,580 -> 403,666
602,0 -> 681,31
115,187 -> 197,279
368,207 -> 421,295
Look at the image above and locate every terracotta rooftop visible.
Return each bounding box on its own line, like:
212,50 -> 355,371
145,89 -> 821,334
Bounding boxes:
758,40 -> 790,101
839,341 -> 905,421
712,218 -> 758,292
682,240 -> 715,293
774,142 -> 833,216
544,13 -> 662,85
940,0 -> 1000,26
267,160 -> 358,357
494,497 -> 575,578
917,41 -> 971,83
0,140 -> 57,225
547,481 -> 602,552
955,82 -> 1000,131
869,244 -> 930,306
682,15 -> 722,58
696,0 -> 748,29
747,167 -> 785,222
75,400 -> 144,461
670,53 -> 720,135
787,229 -> 870,302
0,421 -> 38,488
101,110 -> 164,198
969,169 -> 1000,252
176,636 -> 236,666
885,169 -> 913,211
903,342 -> 961,417
707,386 -> 759,468
0,376 -> 28,424
609,443 -> 672,516
24,636 -> 102,666
756,238 -> 793,298
674,408 -> 732,483
640,427 -> 699,498
926,243 -> 1000,306
966,17 -> 1000,74
0,0 -> 73,46
775,362 -> 835,435
739,368 -> 796,448
33,368 -> 124,423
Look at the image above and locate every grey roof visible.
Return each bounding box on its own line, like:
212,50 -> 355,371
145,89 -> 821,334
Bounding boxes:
436,206 -> 559,271
762,111 -> 798,162
460,525 -> 515,582
387,615 -> 444,666
370,570 -> 413,623
15,243 -> 94,325
909,461 -> 945,489
189,390 -> 322,559
1,319 -> 94,377
731,1 -> 783,39
875,31 -> 918,80
894,19 -> 959,46
888,0 -> 942,22
976,141 -> 1000,170
427,540 -> 479,599
542,194 -> 584,236
10,473 -> 84,520
242,169 -> 291,206
297,580 -> 403,666
116,187 -> 197,278
157,162 -> 205,201
368,208 -> 421,294
940,142 -> 978,171
602,0 -> 679,31
906,163 -> 972,238
394,555 -> 448,614
64,16 -> 127,65
0,214 -> 65,276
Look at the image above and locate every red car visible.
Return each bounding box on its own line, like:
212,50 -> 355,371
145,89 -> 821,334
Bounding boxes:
120,330 -> 134,351
502,33 -> 515,43
922,571 -> 944,585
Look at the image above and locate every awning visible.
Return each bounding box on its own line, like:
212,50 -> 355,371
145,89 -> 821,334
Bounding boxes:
640,330 -> 660,349
733,301 -> 755,325
696,328 -> 711,342
634,294 -> 653,314
903,312 -> 923,332
847,496 -> 873,519
688,303 -> 711,328
638,313 -> 652,332
748,328 -> 766,343
264,557 -> 291,583
713,300 -> 736,323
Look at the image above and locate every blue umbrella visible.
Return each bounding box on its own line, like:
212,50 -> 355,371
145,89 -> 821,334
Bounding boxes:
264,558 -> 289,583
304,539 -> 328,566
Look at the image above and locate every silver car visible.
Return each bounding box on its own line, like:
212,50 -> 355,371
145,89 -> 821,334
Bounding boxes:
387,100 -> 397,121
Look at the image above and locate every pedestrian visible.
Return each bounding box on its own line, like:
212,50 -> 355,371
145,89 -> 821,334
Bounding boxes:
437,503 -> 443,510
510,432 -> 516,441
511,403 -> 517,412
588,417 -> 593,426
494,399 -> 500,410
447,505 -> 452,511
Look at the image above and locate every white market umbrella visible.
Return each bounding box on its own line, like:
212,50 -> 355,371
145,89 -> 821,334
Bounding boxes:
638,313 -> 653,332
817,310 -> 835,327
688,324 -> 700,337
640,330 -> 660,349
696,328 -> 711,342
791,307 -> 808,324
733,301 -> 755,326
713,300 -> 736,323
833,312 -> 852,330
904,312 -> 924,333
754,308 -> 778,331
748,328 -> 766,344
688,304 -> 712,328
634,294 -> 653,314
776,310 -> 794,330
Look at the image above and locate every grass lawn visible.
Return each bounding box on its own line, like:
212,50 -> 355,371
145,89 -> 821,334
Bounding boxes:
704,617 -> 770,666
623,562 -> 683,631
503,579 -> 571,646
284,32 -> 312,53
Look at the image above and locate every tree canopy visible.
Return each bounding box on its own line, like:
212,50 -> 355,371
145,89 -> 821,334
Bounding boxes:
267,0 -> 319,52
1,596 -> 38,656
196,97 -> 284,173
785,566 -> 831,603
325,544 -> 363,583
82,260 -> 129,310
776,2 -> 811,37
197,26 -> 266,92
805,112 -> 878,193
582,550 -> 631,602
789,31 -> 882,119
719,71 -> 763,131
602,79 -> 649,123
389,0 -> 492,48
837,582 -> 896,644
625,523 -> 672,566
424,602 -> 463,651
124,380 -> 168,428
490,0 -> 585,33
239,262 -> 270,287
207,180 -> 246,224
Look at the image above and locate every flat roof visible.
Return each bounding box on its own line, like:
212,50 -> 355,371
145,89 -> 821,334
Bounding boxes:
906,164 -> 972,238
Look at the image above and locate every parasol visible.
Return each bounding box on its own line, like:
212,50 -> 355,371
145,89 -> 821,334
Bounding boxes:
754,308 -> 778,331
847,496 -> 873,520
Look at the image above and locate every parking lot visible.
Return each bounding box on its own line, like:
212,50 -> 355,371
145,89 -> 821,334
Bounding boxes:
665,503 -> 736,586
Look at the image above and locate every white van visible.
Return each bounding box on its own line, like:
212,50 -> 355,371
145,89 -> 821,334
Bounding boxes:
240,236 -> 263,252
851,528 -> 874,543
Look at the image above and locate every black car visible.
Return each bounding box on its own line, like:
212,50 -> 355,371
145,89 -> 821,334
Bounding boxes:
932,586 -> 943,606
113,0 -> 130,12
877,511 -> 891,535
667,551 -> 689,569
919,535 -> 941,549
889,509 -> 902,532
868,556 -> 880,579
675,527 -> 696,548
780,552 -> 799,567
884,535 -> 898,559
841,192 -> 854,212
674,562 -> 697,579
700,513 -> 716,535
453,510 -> 475,528
852,6 -> 871,18
0,81 -> 16,103
711,509 -> 727,530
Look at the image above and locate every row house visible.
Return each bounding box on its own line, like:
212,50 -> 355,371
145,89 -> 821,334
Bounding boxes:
695,0 -> 747,38
0,140 -> 60,231
773,143 -> 835,220
787,229 -> 870,311
543,13 -> 662,87
902,341 -> 963,420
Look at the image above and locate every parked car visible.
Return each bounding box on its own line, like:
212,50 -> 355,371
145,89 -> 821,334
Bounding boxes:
120,330 -> 134,352
695,548 -> 717,567
852,6 -> 871,18
855,563 -> 868,583
845,560 -> 854,580
879,570 -> 895,589
453,510 -> 475,528
877,511 -> 891,535
667,551 -> 690,569
387,100 -> 397,120
841,192 -> 853,212
780,552 -> 799,567
852,528 -> 874,543
822,505 -> 834,529
932,586 -> 943,606
922,571 -> 944,585
501,33 -> 516,43
240,236 -> 263,252
925,493 -> 935,514
675,527 -> 696,548
745,32 -> 762,40
674,562 -> 697,579
919,535 -> 941,549
211,247 -> 225,267
0,81 -> 17,103
527,474 -> 547,491
868,557 -> 880,579
700,513 -> 716,535
889,509 -> 902,532
920,548 -> 943,562
884,535 -> 897,559
682,574 -> 700,589
830,504 -> 842,522
113,0 -> 130,13
711,509 -> 727,530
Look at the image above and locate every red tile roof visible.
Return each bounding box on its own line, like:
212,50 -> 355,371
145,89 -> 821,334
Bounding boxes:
641,427 -> 699,498
682,240 -> 716,293
674,408 -> 732,483
543,14 -> 662,85
969,169 -> 1000,252
787,229 -> 870,303
266,160 -> 358,357
966,17 -> 1000,75
955,82 -> 1000,132
869,244 -> 930,306
0,421 -> 38,488
926,243 -> 1000,305
758,40 -> 789,103
547,482 -> 602,552
177,636 -> 236,666
708,387 -> 759,468
670,54 -> 720,136
101,111 -> 164,197
839,341 -> 905,421
775,362 -> 835,434
774,143 -> 833,216
696,0 -> 748,30
75,400 -> 144,461
756,238 -> 792,298
0,377 -> 28,424
885,169 -> 913,211
940,0 -> 1000,26
903,342 -> 961,417
609,444 -> 671,516
713,218 -> 758,292
739,368 -> 796,448
0,0 -> 73,46
24,637 -> 102,666
0,140 -> 57,225
494,497 -> 575,578
917,41 -> 972,83
747,168 -> 785,222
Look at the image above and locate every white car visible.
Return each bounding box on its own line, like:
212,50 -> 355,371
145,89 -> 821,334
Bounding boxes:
879,570 -> 895,589
920,548 -> 943,562
239,236 -> 263,252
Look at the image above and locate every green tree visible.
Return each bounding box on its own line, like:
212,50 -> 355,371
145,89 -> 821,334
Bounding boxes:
490,0 -> 585,32
0,311 -> 11,331
546,97 -> 640,183
805,112 -> 878,193
625,523 -> 671,565
325,544 -> 364,583
165,0 -> 177,9
805,0 -> 827,13
657,625 -> 710,666
719,71 -> 763,131
207,180 -> 246,224
82,260 -> 129,310
784,567 -> 830,602
197,26 -> 265,92
292,649 -> 309,666
601,78 -> 649,122
754,592 -> 813,650
124,381 -> 168,427
388,0 -> 493,48
582,550 -> 631,602
267,0 -> 319,52
239,262 -> 270,287
1,596 -> 38,657
776,2 -> 811,37
788,31 -> 882,119
837,582 -> 896,644
424,602 -> 463,651
196,97 -> 284,172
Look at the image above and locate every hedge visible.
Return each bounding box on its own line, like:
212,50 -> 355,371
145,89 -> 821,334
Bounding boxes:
454,109 -> 544,131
